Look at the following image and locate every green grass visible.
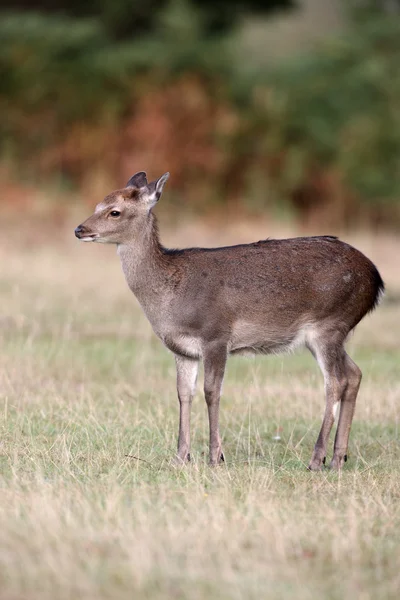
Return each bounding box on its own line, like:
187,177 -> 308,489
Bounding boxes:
1,236 -> 400,599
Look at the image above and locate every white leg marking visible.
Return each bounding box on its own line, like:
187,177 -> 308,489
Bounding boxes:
332,401 -> 340,420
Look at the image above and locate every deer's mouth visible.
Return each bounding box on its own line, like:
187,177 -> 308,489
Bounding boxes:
75,225 -> 100,242
79,234 -> 100,242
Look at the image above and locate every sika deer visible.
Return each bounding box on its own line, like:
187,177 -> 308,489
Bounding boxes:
75,171 -> 384,470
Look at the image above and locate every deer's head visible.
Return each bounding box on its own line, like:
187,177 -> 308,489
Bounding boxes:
75,171 -> 169,245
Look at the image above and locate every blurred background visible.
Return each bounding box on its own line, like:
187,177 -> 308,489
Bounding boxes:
0,0 -> 399,230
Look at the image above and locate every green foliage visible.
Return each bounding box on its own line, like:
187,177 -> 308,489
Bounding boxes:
4,0 -> 295,37
0,3 -> 399,219
0,5 -> 232,120
256,13 -> 400,202
0,13 -> 131,119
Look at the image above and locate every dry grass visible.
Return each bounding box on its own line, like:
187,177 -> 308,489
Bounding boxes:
1,219 -> 400,600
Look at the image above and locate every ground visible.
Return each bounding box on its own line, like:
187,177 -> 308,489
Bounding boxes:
1,220 -> 399,600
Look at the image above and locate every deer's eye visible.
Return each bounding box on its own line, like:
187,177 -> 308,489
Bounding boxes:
110,210 -> 121,218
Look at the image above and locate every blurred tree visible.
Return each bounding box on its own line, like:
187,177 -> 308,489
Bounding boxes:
1,0 -> 296,37
1,0 -> 399,226
348,0 -> 400,14
261,10 -> 400,212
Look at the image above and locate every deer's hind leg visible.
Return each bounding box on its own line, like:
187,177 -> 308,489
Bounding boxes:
330,352 -> 362,470
307,333 -> 348,471
203,342 -> 227,466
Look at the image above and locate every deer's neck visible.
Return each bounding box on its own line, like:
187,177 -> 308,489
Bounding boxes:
117,213 -> 172,328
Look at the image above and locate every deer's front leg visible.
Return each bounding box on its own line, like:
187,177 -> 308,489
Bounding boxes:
203,343 -> 227,466
175,355 -> 199,463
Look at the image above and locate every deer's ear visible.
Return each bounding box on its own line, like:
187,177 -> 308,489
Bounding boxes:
145,172 -> 170,208
126,171 -> 147,188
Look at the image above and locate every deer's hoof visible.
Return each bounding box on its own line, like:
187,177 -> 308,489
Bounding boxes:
329,454 -> 348,470
173,453 -> 190,466
307,456 -> 326,471
209,451 -> 225,467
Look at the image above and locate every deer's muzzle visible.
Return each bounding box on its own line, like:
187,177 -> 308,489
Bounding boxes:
74,224 -> 99,242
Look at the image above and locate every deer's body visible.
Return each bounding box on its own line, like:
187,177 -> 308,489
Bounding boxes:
75,172 -> 384,470
119,221 -> 379,359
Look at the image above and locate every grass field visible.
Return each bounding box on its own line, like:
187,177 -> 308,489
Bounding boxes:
1,220 -> 399,600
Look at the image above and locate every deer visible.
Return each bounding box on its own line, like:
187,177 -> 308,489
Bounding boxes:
75,171 -> 384,470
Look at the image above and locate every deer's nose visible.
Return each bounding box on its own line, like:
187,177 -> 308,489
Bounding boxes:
75,224 -> 87,238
